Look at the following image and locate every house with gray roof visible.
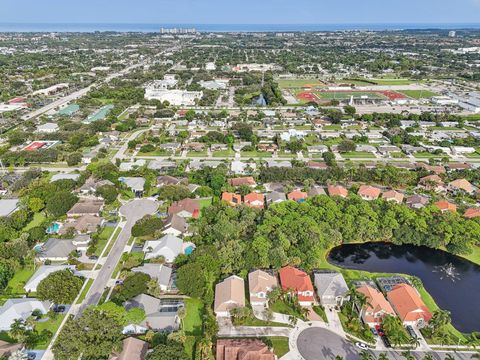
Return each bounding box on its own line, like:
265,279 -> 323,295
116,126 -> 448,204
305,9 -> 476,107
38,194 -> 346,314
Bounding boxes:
24,265 -> 77,293
265,191 -> 287,206
314,271 -> 349,307
50,173 -> 81,182
131,264 -> 173,291
36,238 -> 77,262
143,235 -> 184,262
123,294 -> 180,334
0,298 -> 51,331
119,177 -> 145,197
0,199 -> 19,217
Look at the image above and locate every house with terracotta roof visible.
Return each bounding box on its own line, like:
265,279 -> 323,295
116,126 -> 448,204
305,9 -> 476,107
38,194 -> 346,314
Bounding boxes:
327,184 -> 348,198
248,270 -> 278,306
287,190 -> 308,203
244,192 -> 265,209
222,192 -> 242,206
279,266 -> 314,307
357,286 -> 396,326
434,200 -> 457,213
416,163 -> 446,175
214,275 -> 245,317
382,190 -> 404,204
168,198 -> 200,219
357,185 -> 382,201
405,194 -> 429,209
216,339 -> 276,360
464,208 -> 480,219
418,175 -> 445,192
387,284 -> 432,327
448,179 -> 476,195
109,337 -> 148,360
229,177 -> 256,187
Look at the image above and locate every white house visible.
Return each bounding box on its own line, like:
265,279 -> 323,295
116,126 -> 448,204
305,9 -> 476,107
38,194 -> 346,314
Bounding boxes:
36,123 -> 59,133
24,265 -> 76,293
143,235 -> 184,262
0,299 -> 51,331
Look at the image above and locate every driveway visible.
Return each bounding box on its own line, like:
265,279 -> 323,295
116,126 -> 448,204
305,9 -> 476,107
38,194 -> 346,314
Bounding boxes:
76,199 -> 158,315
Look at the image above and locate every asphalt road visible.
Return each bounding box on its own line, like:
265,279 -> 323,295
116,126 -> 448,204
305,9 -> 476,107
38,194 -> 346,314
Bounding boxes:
76,199 -> 158,315
296,327 -> 475,360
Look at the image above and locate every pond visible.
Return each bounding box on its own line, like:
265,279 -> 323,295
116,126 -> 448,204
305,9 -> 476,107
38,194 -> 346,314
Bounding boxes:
328,242 -> 480,333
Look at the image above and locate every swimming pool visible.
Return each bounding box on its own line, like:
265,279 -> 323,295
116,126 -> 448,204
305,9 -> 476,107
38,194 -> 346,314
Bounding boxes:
184,246 -> 195,255
46,222 -> 61,234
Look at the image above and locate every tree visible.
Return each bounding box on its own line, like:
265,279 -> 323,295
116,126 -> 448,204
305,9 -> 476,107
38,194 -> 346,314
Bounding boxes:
429,309 -> 451,335
28,197 -> 45,213
322,151 -> 336,166
66,153 -> 82,166
37,269 -> 83,304
111,272 -> 150,304
343,105 -> 356,117
96,185 -> 118,204
45,191 -> 78,218
146,342 -> 189,360
176,263 -> 206,298
52,308 -> 122,360
337,140 -> 356,153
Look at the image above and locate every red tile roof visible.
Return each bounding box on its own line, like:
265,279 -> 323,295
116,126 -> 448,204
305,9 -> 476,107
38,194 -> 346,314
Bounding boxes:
464,208 -> 480,219
287,190 -> 308,202
279,266 -> 314,302
168,198 -> 201,218
358,185 -> 382,200
244,192 -> 264,208
327,185 -> 348,198
222,192 -> 242,206
387,284 -> 432,324
229,177 -> 256,187
434,200 -> 457,213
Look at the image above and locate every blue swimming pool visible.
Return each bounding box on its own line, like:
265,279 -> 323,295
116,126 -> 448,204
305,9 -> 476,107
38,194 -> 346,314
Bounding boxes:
184,246 -> 195,255
46,222 -> 60,234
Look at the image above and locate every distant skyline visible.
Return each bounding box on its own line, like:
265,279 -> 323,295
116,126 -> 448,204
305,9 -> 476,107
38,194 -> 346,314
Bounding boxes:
1,0 -> 480,26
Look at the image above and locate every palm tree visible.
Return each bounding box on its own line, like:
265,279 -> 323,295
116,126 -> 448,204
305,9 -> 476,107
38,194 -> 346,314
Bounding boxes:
430,309 -> 451,334
355,293 -> 371,321
422,354 -> 434,360
444,354 -> 455,360
347,286 -> 361,313
401,351 -> 415,360
378,353 -> 389,360
409,336 -> 421,349
359,350 -> 374,360
335,356 -> 344,360
177,306 -> 187,331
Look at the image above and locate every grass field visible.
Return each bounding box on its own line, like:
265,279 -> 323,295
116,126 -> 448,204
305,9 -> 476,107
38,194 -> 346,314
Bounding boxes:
371,78 -> 417,85
277,79 -> 324,88
241,151 -> 272,158
212,149 -> 235,157
24,212 -> 46,231
6,266 -> 36,295
270,337 -> 290,357
399,90 -> 438,99
316,91 -> 385,100
94,226 -> 115,256
341,151 -> 376,159
77,278 -> 94,303
184,298 -> 203,336
35,314 -> 66,349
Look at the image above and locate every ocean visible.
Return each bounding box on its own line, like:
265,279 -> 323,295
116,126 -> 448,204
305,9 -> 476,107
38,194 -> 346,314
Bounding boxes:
0,23 -> 480,33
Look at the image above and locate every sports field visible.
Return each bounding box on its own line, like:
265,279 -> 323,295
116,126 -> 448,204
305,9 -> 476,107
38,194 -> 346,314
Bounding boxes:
278,79 -> 325,89
399,90 -> 438,99
315,91 -> 386,100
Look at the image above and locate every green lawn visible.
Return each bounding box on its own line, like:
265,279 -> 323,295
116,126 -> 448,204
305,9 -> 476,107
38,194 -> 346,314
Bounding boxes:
34,314 -> 66,349
391,152 -> 407,158
277,79 -> 324,89
212,150 -> 235,157
270,337 -> 290,357
414,152 -> 443,159
371,78 -> 417,85
6,266 -> 37,295
323,124 -> 342,130
198,198 -> 213,210
187,151 -> 208,157
94,226 -> 115,256
399,90 -> 438,99
312,305 -> 328,323
24,212 -> 47,231
76,278 -> 94,303
184,336 -> 196,360
240,151 -> 272,158
463,246 -> 480,265
341,151 -> 376,159
270,300 -> 304,320
184,299 -> 203,336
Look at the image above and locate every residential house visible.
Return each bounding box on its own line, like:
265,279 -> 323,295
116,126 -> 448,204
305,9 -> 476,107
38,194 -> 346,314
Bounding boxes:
214,275 -> 245,317
67,198 -> 104,217
36,238 -> 78,262
222,192 -> 242,206
0,199 -> 19,217
119,177 -> 145,197
279,266 -> 314,307
162,214 -> 189,237
405,194 -> 429,209
308,186 -> 326,197
0,298 -> 51,331
434,200 -> 457,213
357,286 -> 396,326
265,191 -> 287,206
124,294 -> 180,333
307,161 -> 328,170
156,175 -> 182,187
168,198 -> 200,219
287,190 -> 308,203
244,192 -> 265,209
382,190 -> 404,204
216,339 -> 276,360
314,271 -> 349,307
59,214 -> 103,235
78,178 -> 114,195
248,270 -> 278,306
266,160 -> 292,168
109,337 -> 148,360
327,185 -> 348,198
229,177 -> 256,187
50,173 -> 81,182
36,122 -> 59,133
144,235 -> 184,262
357,185 -> 382,201
307,145 -> 328,154
448,179 -> 476,194
447,163 -> 471,171
387,284 -> 432,327
24,265 -> 77,293
131,264 -> 172,291
418,175 -> 445,192
464,208 -> 480,219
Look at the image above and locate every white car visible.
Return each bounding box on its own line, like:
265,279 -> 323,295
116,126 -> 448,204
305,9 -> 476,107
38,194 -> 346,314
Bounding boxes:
355,342 -> 369,350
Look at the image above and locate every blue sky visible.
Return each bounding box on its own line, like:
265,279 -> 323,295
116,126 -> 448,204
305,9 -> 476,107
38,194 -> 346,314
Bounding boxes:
1,0 -> 479,24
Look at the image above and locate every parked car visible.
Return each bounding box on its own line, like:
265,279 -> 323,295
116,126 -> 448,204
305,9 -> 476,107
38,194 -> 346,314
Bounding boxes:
89,255 -> 98,260
53,305 -> 66,313
406,325 -> 417,338
115,280 -> 124,285
382,336 -> 392,348
374,324 -> 385,337
355,342 -> 369,350
27,352 -> 36,360
370,327 -> 378,336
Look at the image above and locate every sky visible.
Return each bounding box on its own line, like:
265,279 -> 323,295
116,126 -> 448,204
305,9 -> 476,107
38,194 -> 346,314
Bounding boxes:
1,0 -> 479,25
